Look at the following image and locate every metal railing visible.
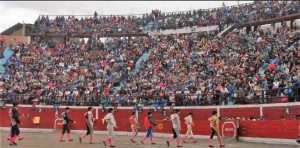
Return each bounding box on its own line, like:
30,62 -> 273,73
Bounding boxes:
1,86 -> 299,108
38,2 -> 253,19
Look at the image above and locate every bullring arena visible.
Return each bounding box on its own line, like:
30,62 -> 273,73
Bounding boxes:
0,132 -> 297,148
1,1 -> 300,148
0,104 -> 299,147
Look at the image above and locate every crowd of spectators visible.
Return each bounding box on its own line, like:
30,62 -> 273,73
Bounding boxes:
0,41 -> 5,58
0,35 -> 154,107
1,24 -> 299,108
118,25 -> 300,106
153,1 -> 300,31
0,1 -> 300,108
32,12 -> 154,36
31,1 -> 300,36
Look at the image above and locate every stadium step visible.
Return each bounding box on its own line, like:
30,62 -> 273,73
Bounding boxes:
144,22 -> 154,32
135,49 -> 152,71
218,25 -> 234,37
0,47 -> 14,73
113,49 -> 152,94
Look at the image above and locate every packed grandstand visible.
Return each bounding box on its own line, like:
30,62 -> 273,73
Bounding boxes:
0,1 -> 299,108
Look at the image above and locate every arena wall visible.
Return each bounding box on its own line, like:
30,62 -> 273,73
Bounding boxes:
0,103 -> 299,140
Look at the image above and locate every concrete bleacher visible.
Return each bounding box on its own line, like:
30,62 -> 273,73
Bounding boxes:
158,25 -> 219,35
113,48 -> 152,94
135,49 -> 151,71
220,13 -> 300,37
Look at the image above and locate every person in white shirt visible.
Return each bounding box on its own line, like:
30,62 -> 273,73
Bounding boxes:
184,89 -> 190,95
221,87 -> 228,94
272,80 -> 280,89
79,107 -> 94,144
183,112 -> 197,143
103,108 -> 117,147
65,90 -> 70,96
73,89 -> 79,96
167,109 -> 182,147
169,93 -> 175,110
85,90 -> 90,96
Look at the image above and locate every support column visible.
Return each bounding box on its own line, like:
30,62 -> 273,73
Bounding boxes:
128,36 -> 131,43
271,23 -> 275,30
291,19 -> 294,29
254,25 -> 258,32
22,23 -> 26,36
246,26 -> 251,34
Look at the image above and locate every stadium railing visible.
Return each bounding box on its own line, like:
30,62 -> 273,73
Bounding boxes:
1,86 -> 299,107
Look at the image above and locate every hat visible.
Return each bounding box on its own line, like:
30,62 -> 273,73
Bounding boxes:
65,107 -> 70,110
13,102 -> 19,107
108,108 -> 114,113
174,109 -> 180,113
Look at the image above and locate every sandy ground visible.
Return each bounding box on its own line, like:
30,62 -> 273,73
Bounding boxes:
0,131 -> 298,148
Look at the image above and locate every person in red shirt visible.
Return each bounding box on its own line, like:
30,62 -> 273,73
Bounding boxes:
141,112 -> 156,145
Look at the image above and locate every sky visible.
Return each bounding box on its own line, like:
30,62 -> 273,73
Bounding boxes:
0,1 -> 252,33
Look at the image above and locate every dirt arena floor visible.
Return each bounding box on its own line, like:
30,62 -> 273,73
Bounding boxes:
0,131 -> 298,148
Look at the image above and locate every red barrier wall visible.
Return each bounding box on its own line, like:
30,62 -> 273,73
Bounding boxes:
220,107 -> 260,119
0,104 -> 299,139
240,120 -> 299,139
263,106 -> 299,120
